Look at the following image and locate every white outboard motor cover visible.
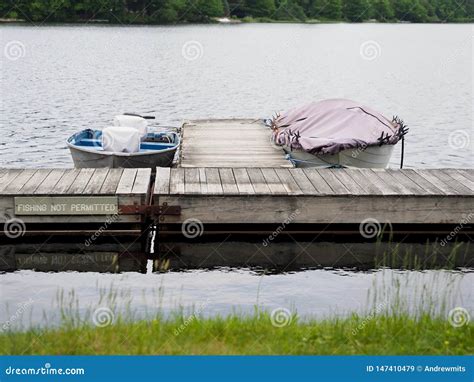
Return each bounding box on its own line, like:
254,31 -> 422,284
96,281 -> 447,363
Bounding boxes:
102,126 -> 141,153
113,115 -> 148,140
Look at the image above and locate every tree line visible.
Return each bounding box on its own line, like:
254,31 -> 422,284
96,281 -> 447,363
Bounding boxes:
1,0 -> 472,24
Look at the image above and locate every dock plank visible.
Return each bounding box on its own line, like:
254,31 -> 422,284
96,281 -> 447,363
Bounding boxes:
35,169 -> 65,195
458,169 -> 473,182
246,168 -> 271,194
2,169 -> 37,194
199,168 -> 208,194
302,169 -> 333,195
441,169 -> 474,193
132,168 -> 151,195
343,169 -> 382,195
289,169 -> 318,195
83,168 -> 109,194
20,169 -> 52,194
385,170 -> 426,195
115,169 -> 137,195
371,169 -> 413,195
402,170 -> 444,195
316,169 -> 350,195
356,169 -> 398,196
329,169 -> 365,195
261,168 -> 287,195
0,169 -> 23,193
275,168 -> 303,195
184,168 -> 201,194
179,119 -> 292,168
204,168 -> 223,195
232,168 -> 255,195
170,168 -> 185,195
414,169 -> 458,195
219,168 -> 239,194
155,167 -> 171,195
52,169 -> 80,194
100,169 -> 124,194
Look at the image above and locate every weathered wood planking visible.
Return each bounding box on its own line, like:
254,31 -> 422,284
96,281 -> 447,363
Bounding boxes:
179,119 -> 293,168
0,168 -> 150,225
155,168 -> 474,225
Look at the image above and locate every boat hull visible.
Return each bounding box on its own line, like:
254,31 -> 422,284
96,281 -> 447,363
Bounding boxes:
67,129 -> 180,169
284,145 -> 395,169
69,145 -> 177,168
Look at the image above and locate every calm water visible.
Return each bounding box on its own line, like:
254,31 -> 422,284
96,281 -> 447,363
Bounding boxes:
0,24 -> 473,328
0,240 -> 473,328
0,23 -> 473,168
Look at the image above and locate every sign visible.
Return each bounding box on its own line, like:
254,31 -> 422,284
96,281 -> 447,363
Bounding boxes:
14,196 -> 119,216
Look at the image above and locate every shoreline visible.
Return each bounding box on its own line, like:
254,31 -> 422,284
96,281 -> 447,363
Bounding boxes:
1,19 -> 472,26
1,313 -> 472,355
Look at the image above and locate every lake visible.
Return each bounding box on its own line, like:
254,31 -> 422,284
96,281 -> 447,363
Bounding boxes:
1,23 -> 472,168
0,23 -> 472,329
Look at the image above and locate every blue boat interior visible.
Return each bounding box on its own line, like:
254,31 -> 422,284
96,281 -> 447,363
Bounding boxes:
69,129 -> 177,151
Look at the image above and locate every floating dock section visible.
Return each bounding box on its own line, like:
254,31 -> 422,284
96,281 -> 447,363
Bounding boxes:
0,168 -> 151,236
1,167 -> 473,239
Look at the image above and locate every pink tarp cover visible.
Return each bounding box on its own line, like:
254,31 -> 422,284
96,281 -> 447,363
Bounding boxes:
274,99 -> 402,155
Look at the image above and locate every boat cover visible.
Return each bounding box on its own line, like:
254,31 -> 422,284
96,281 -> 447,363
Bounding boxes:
113,115 -> 148,140
272,99 -> 406,155
102,126 -> 141,153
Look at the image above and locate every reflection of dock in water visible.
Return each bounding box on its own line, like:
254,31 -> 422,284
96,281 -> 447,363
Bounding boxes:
1,238 -> 472,274
0,243 -> 147,273
153,240 -> 473,273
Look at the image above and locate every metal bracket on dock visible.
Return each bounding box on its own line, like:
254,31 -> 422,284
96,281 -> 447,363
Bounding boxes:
120,203 -> 181,217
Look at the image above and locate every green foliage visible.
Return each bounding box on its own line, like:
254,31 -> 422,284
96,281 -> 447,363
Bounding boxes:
1,0 -> 472,23
310,0 -> 343,20
1,313 -> 472,355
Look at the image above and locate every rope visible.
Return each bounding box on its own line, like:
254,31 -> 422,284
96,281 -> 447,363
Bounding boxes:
400,135 -> 405,169
285,154 -> 345,169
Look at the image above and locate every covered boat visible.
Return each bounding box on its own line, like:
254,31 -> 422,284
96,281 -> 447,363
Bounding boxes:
67,114 -> 180,168
270,99 -> 408,168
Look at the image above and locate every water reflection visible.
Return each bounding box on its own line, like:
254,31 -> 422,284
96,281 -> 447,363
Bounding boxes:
1,240 -> 472,274
0,243 -> 147,273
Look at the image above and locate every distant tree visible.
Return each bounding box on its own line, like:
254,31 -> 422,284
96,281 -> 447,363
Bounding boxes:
147,0 -> 186,23
310,0 -> 342,19
372,0 -> 394,21
342,0 -> 371,22
392,0 -> 428,22
244,0 -> 276,17
185,0 -> 224,21
274,0 -> 307,20
222,0 -> 230,16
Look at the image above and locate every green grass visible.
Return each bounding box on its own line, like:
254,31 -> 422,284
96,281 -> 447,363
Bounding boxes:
1,312 -> 472,355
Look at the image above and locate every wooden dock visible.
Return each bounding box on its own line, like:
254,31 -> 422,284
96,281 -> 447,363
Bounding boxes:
0,167 -> 473,240
0,168 -> 151,235
154,167 -> 473,226
179,119 -> 292,168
